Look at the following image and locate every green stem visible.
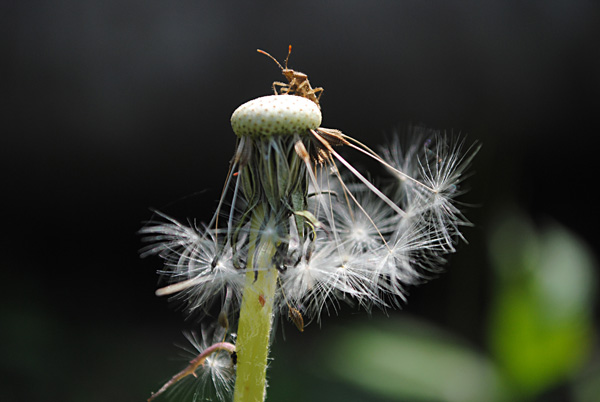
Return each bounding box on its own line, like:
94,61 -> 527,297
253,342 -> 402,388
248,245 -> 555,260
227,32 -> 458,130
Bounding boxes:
233,205 -> 279,402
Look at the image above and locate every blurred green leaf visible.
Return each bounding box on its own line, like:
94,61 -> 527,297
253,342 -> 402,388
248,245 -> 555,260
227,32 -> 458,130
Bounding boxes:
325,318 -> 507,402
488,212 -> 596,399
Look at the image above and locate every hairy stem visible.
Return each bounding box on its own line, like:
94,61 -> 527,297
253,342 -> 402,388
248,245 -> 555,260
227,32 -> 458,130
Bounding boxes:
233,205 -> 279,402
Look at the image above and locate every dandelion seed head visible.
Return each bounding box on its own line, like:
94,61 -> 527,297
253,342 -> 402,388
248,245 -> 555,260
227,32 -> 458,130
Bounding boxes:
144,98 -> 477,327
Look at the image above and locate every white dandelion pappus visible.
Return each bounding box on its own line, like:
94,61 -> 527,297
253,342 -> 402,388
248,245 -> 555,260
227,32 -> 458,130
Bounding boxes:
147,325 -> 236,402
382,130 -> 480,251
140,212 -> 245,314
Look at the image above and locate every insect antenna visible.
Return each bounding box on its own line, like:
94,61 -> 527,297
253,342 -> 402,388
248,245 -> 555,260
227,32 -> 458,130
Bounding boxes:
283,44 -> 292,69
257,48 -> 284,71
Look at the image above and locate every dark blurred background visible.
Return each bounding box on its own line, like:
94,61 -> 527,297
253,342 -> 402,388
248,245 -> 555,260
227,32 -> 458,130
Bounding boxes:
2,1 -> 599,401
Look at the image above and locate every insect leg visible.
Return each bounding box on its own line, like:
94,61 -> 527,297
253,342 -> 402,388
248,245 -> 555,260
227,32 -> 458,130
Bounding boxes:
312,87 -> 324,102
272,81 -> 289,95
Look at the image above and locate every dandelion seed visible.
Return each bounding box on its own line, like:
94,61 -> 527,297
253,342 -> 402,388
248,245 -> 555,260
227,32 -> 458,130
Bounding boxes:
148,326 -> 236,402
383,130 -> 480,251
140,217 -> 245,314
